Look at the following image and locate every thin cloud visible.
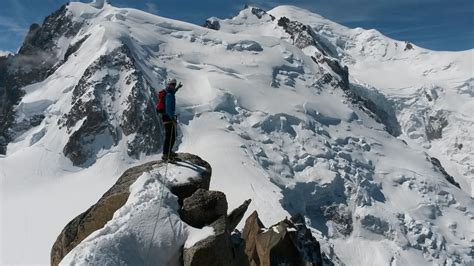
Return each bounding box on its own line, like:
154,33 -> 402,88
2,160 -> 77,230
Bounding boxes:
145,2 -> 159,14
0,50 -> 13,56
0,16 -> 27,36
0,16 -> 25,31
383,23 -> 449,35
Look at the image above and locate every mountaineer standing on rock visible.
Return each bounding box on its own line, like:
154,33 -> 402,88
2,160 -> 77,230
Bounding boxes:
156,78 -> 183,160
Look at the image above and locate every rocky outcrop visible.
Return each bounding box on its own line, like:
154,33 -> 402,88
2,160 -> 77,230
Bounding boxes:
404,41 -> 414,51
50,153 -> 211,266
203,18 -> 220,30
430,156 -> 460,188
242,211 -> 323,266
183,211 -> 249,266
425,114 -> 448,141
181,185 -> 252,265
180,189 -> 228,228
277,16 -> 333,57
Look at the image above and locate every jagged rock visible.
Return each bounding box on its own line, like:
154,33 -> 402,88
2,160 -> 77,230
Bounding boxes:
430,156 -> 460,188
183,197 -> 252,265
321,204 -> 353,236
180,189 -> 228,228
320,57 -> 349,88
404,41 -> 414,51
277,16 -> 332,56
242,211 -> 323,266
251,7 -> 267,19
242,211 -> 265,265
64,34 -> 90,61
228,199 -> 252,231
50,153 -> 211,266
203,18 -> 220,30
425,115 -> 448,140
183,215 -> 249,266
288,214 -> 323,265
360,214 -> 391,236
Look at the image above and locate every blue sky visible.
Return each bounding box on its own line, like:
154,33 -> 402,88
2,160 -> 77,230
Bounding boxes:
0,0 -> 473,53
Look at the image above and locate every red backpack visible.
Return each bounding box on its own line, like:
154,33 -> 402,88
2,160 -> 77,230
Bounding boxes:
155,89 -> 166,113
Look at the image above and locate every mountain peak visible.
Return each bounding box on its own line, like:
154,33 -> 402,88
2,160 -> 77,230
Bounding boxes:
90,0 -> 108,9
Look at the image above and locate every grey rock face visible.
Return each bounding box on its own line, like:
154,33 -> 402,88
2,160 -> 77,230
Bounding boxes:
183,215 -> 248,266
242,211 -> 264,264
0,3 -> 83,154
228,199 -> 252,231
203,18 -> 220,30
180,189 -> 228,228
60,45 -> 163,166
430,156 -> 460,188
250,7 -> 268,19
51,153 -> 211,266
360,214 -> 391,236
276,16 -> 333,58
64,35 -> 90,61
425,114 -> 448,140
242,211 -> 323,266
321,204 -> 353,236
278,17 -> 316,50
183,198 -> 252,266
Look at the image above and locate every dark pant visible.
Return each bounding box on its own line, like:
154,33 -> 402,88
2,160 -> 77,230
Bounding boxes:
163,122 -> 176,155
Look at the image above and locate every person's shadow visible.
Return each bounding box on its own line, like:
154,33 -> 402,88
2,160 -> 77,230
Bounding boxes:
170,158 -> 206,174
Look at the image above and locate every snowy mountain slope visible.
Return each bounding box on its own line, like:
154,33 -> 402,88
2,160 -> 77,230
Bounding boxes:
1,2 -> 473,265
214,5 -> 474,195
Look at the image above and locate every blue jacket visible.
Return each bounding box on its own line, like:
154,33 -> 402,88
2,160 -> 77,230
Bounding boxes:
164,87 -> 176,119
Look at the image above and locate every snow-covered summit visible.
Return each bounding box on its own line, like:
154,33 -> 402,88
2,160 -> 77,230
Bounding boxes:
89,0 -> 108,9
1,2 -> 473,265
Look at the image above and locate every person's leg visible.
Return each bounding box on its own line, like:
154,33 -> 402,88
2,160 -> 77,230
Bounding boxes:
163,122 -> 172,156
170,122 -> 176,153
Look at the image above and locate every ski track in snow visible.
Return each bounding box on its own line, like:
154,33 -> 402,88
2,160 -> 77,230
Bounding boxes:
1,1 -> 473,265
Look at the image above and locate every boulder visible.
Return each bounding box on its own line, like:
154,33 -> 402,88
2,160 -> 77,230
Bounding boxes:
50,153 -> 211,266
168,153 -> 212,203
180,189 -> 228,228
183,215 -> 234,266
183,199 -> 252,266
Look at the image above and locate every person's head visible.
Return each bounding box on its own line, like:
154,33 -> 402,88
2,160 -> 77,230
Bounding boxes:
167,78 -> 177,90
